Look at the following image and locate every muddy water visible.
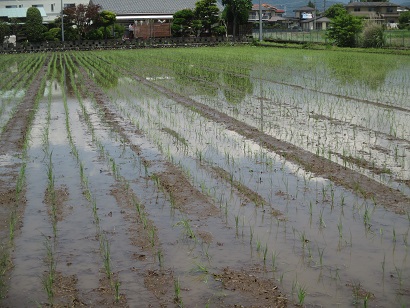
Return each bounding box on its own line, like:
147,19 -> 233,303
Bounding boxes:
98,68 -> 409,307
2,50 -> 409,307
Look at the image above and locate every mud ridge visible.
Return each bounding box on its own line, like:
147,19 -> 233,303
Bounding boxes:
133,74 -> 410,214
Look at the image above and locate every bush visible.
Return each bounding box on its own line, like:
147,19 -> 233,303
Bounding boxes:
86,29 -> 103,40
326,12 -> 363,47
25,7 -> 46,42
213,25 -> 226,36
0,21 -> 10,40
361,23 -> 385,48
43,28 -> 61,41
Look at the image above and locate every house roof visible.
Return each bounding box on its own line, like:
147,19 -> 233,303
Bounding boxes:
293,6 -> 315,12
0,7 -> 47,18
300,16 -> 331,23
345,2 -> 399,8
267,16 -> 288,22
252,4 -> 285,13
92,0 -> 223,15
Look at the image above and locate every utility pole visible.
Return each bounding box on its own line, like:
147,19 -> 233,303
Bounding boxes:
61,0 -> 64,42
259,0 -> 262,41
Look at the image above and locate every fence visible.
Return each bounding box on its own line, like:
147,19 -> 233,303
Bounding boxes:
0,36 -> 252,53
253,29 -> 410,48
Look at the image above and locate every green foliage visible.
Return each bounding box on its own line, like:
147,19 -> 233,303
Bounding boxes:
86,28 -> 103,40
99,10 -> 116,28
99,10 -> 116,38
324,4 -> 347,19
99,24 -> 124,39
362,22 -> 385,48
43,28 -> 61,41
0,21 -> 10,40
25,7 -> 46,42
398,11 -> 410,30
194,0 -> 220,36
222,0 -> 252,36
63,3 -> 101,39
326,12 -> 363,47
172,9 -> 196,37
214,25 -> 226,36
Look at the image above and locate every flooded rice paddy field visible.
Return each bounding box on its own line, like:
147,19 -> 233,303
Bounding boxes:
0,47 -> 409,307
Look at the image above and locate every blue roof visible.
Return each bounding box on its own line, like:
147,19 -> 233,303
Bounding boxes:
92,0 -> 223,15
0,7 -> 47,18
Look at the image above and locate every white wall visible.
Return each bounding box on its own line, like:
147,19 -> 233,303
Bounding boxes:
0,0 -> 89,22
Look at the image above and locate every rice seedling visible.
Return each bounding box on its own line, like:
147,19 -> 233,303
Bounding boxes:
100,235 -> 112,280
174,218 -> 196,240
42,237 -> 56,304
174,277 -> 183,305
297,283 -> 307,305
263,244 -> 268,266
114,279 -> 121,303
271,250 -> 278,272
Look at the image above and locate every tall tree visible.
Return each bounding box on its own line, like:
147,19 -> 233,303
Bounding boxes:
222,0 -> 252,37
99,10 -> 116,39
25,7 -> 46,42
63,3 -> 101,39
194,0 -> 220,36
324,4 -> 347,19
398,11 -> 410,29
172,9 -> 198,37
307,1 -> 315,8
326,10 -> 363,47
0,20 -> 10,41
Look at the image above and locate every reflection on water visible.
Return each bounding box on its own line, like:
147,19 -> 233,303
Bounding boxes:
222,71 -> 253,105
324,52 -> 398,90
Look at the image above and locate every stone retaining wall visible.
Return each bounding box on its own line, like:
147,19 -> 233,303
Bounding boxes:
1,36 -> 253,53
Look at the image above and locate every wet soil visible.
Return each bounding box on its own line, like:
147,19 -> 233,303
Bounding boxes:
2,51 -> 408,307
0,58 -> 48,297
132,74 -> 410,214
77,66 -> 289,306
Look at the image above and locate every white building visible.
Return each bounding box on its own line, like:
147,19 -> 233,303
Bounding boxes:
0,0 -> 89,22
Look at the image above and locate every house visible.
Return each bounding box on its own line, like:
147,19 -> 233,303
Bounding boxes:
345,2 -> 400,24
286,6 -> 317,30
248,3 -> 288,28
91,0 -> 223,39
0,0 -> 89,22
300,16 -> 331,31
248,3 -> 285,22
293,6 -> 316,20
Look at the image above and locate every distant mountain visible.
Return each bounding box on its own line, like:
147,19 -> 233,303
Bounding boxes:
397,1 -> 410,7
252,0 -> 409,17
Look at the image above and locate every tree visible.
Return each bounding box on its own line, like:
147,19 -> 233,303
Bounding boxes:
25,7 -> 46,42
398,11 -> 410,29
326,11 -> 363,47
172,9 -> 197,37
63,3 -> 101,39
362,22 -> 385,48
324,4 -> 347,19
0,20 -> 10,41
307,1 -> 315,8
99,10 -> 116,39
222,0 -> 252,37
194,0 -> 220,36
